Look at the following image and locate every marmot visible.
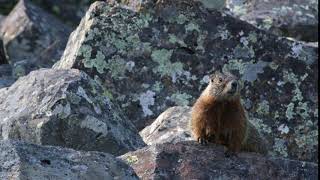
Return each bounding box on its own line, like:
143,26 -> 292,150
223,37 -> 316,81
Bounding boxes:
191,71 -> 268,156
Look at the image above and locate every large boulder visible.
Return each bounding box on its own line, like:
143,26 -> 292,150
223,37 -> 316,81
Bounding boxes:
0,140 -> 139,180
0,0 -> 71,77
0,69 -> 145,155
53,0 -> 318,162
228,0 -> 318,42
120,141 -> 318,179
140,106 -> 193,145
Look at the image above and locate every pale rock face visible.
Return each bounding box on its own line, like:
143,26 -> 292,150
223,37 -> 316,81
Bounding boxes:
0,69 -> 145,155
140,106 -> 193,145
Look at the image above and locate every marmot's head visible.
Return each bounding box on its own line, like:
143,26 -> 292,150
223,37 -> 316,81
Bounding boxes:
207,71 -> 240,101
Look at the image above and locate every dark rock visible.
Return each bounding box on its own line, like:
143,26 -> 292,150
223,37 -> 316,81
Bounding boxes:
0,140 -> 139,180
0,0 -> 71,77
0,38 -> 7,64
0,64 -> 14,88
53,0 -> 318,162
0,69 -> 145,155
0,0 -> 99,27
30,0 -> 97,27
228,0 -> 318,42
0,0 -> 17,15
120,141 -> 318,179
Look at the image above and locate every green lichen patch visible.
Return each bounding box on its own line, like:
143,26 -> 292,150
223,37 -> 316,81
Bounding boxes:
170,92 -> 192,106
256,100 -> 270,115
125,155 -> 139,165
151,49 -> 184,82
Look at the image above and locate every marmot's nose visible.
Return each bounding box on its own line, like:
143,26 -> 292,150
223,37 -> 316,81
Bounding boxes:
231,81 -> 237,89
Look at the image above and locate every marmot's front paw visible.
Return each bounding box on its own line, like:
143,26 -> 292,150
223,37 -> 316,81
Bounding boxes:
197,137 -> 208,145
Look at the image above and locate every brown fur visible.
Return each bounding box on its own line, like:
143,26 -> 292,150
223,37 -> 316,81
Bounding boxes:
191,71 -> 268,154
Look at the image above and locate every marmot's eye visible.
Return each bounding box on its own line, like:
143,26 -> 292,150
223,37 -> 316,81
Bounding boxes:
218,78 -> 223,83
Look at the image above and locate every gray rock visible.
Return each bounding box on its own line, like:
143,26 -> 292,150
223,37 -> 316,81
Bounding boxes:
0,68 -> 145,155
140,106 -> 193,145
53,0 -> 318,162
228,0 -> 318,42
120,141 -> 318,179
0,0 -> 71,77
0,140 -> 139,180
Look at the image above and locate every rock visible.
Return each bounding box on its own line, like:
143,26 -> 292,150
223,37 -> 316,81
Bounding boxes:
0,0 -> 17,15
228,0 -> 318,42
140,106 -> 193,145
0,69 -> 145,155
120,141 -> 318,179
0,0 -> 99,27
0,0 -> 71,77
0,64 -> 14,88
30,0 -> 97,27
53,0 -> 318,162
0,38 -> 7,64
0,140 -> 139,180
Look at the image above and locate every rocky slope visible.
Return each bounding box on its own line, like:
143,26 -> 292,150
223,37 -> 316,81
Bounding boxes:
0,0 -> 318,179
